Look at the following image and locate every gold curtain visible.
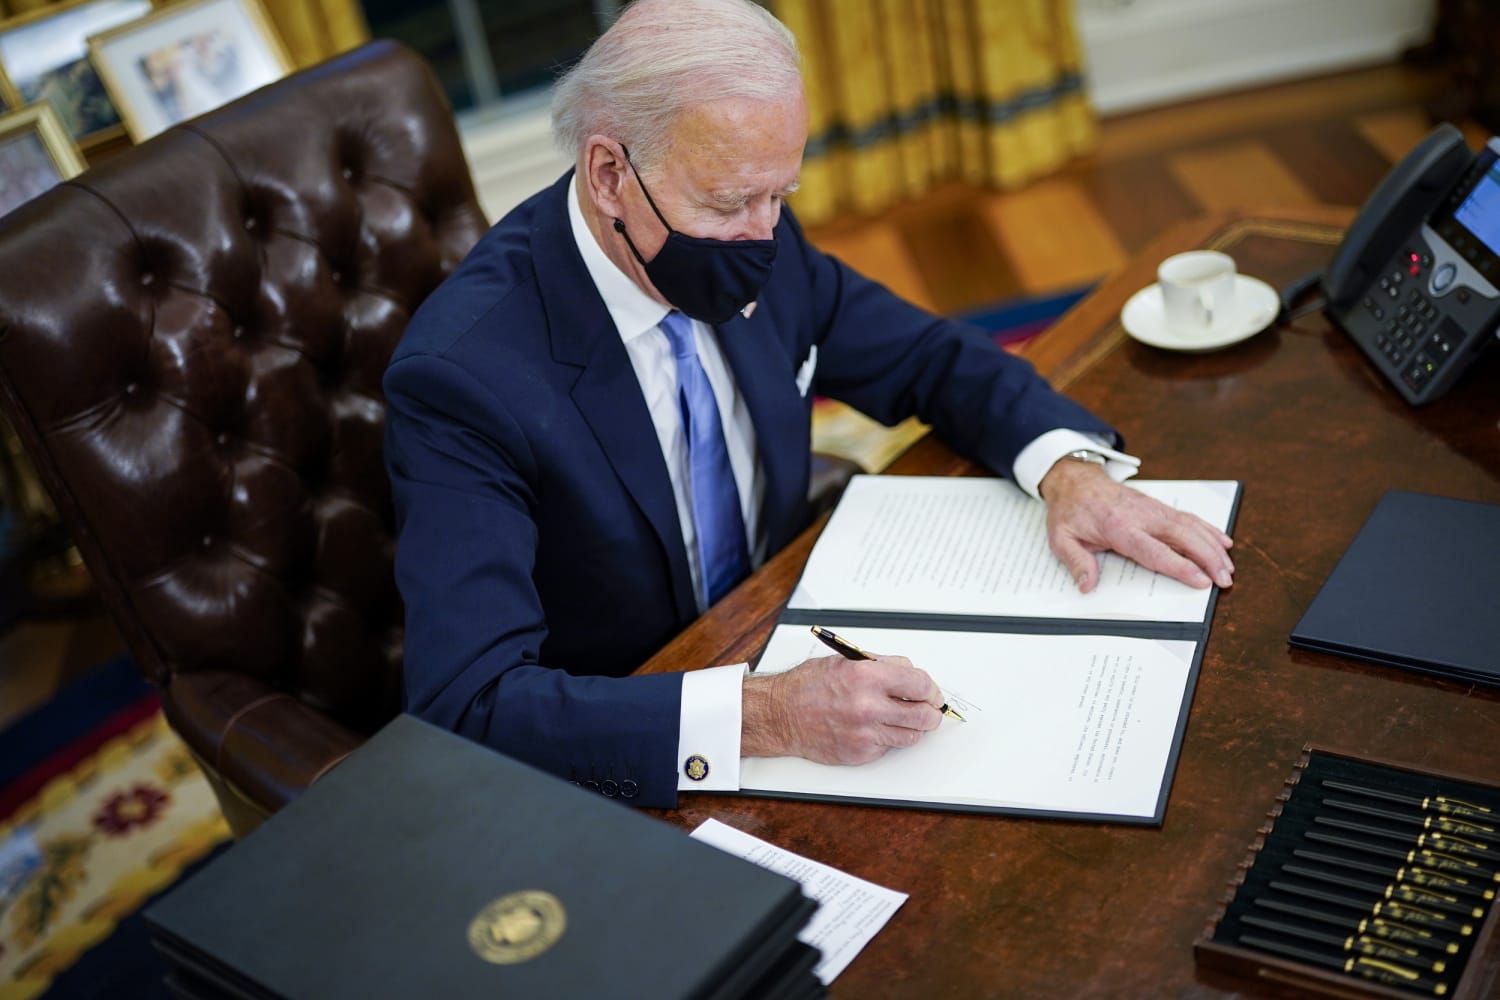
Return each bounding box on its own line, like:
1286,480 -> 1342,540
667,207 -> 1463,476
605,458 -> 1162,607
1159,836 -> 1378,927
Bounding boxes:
0,0 -> 368,68
774,0 -> 1097,226
259,0 -> 370,68
0,0 -> 50,16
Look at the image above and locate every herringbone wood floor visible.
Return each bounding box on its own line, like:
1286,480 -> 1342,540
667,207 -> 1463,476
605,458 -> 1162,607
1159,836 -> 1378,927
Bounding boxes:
802,60 -> 1481,472
0,59 -> 1476,731
805,62 -> 1474,316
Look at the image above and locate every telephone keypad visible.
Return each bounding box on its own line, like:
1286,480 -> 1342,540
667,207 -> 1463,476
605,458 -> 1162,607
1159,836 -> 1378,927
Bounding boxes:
1397,316 -> 1467,392
1405,354 -> 1437,389
1370,278 -> 1462,379
1428,327 -> 1457,359
1333,224 -> 1498,405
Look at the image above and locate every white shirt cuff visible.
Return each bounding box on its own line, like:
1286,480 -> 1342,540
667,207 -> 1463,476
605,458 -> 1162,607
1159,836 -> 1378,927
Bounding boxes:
676,663 -> 745,791
1013,428 -> 1141,499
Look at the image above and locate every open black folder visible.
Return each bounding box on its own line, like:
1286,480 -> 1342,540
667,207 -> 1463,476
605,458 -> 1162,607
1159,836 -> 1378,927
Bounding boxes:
145,715 -> 823,1000
1290,489 -> 1500,686
737,475 -> 1242,825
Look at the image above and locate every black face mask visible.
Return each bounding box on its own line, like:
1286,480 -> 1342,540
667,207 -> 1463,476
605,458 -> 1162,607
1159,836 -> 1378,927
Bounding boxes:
612,146 -> 778,324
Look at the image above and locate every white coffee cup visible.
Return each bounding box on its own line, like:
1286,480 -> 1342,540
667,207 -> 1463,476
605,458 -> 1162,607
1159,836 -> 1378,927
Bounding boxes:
1158,250 -> 1237,336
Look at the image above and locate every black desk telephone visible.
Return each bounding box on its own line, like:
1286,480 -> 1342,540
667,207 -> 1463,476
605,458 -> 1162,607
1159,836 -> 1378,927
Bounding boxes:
1317,123 -> 1500,404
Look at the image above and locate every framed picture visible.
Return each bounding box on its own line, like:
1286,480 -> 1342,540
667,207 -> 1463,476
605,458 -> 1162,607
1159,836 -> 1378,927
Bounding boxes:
0,102 -> 86,217
88,0 -> 291,142
0,0 -> 153,147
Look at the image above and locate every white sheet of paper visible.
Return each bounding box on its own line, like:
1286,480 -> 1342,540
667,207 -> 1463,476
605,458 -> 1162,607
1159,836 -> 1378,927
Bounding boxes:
788,477 -> 1237,623
689,818 -> 907,985
742,625 -> 1197,818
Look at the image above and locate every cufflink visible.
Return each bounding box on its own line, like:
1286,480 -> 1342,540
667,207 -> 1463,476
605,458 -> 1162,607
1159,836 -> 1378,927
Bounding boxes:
683,754 -> 710,781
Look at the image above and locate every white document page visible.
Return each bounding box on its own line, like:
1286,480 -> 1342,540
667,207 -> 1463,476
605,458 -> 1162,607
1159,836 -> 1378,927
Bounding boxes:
788,477 -> 1237,623
741,624 -> 1197,818
689,818 -> 907,985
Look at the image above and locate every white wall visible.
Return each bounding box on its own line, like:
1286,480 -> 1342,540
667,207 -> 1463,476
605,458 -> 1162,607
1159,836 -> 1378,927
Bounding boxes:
458,99 -> 571,224
1077,0 -> 1436,115
460,0 -> 1439,221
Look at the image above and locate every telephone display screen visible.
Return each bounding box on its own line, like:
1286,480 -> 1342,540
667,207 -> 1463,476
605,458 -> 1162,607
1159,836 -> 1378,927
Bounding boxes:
1454,162 -> 1500,255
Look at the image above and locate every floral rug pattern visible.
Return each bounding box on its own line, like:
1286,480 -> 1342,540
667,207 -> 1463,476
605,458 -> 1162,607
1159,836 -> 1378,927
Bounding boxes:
0,711 -> 229,999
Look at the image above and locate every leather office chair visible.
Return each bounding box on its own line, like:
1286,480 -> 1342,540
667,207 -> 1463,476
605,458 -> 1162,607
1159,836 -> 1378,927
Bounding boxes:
0,40 -> 487,836
0,39 -> 860,837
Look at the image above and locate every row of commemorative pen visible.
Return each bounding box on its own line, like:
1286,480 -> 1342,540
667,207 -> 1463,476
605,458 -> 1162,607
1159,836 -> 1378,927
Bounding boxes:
1230,773 -> 1498,997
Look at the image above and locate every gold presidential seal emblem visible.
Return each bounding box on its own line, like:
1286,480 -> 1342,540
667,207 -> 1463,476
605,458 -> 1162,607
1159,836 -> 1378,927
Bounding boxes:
468,890 -> 567,964
684,754 -> 710,781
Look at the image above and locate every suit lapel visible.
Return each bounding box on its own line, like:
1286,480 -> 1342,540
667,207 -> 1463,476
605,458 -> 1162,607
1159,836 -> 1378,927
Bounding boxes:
716,304 -> 810,556
531,173 -> 698,622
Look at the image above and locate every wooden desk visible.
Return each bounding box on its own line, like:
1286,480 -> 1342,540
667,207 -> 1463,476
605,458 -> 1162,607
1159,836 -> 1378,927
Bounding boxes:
639,207 -> 1500,999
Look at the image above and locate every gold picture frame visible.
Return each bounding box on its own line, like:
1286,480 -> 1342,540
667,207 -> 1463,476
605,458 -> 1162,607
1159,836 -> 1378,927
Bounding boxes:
0,0 -> 153,148
88,0 -> 291,142
0,102 -> 86,217
0,99 -> 84,561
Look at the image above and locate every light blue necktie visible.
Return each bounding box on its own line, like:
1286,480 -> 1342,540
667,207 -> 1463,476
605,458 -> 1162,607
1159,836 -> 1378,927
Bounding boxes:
659,310 -> 750,606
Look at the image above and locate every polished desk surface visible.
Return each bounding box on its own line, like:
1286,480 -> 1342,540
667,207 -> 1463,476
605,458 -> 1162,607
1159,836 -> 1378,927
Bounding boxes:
637,206 -> 1500,999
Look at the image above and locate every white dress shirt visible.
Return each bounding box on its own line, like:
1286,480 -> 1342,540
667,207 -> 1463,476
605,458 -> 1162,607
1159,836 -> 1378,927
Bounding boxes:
565,175 -> 1140,791
568,176 -> 747,791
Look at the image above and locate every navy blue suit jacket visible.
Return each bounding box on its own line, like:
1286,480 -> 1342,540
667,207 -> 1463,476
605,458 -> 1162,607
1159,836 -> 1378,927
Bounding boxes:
384,171 -> 1115,807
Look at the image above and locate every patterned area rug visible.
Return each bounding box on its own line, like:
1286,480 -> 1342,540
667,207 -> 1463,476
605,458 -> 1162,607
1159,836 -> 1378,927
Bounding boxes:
0,657 -> 230,1000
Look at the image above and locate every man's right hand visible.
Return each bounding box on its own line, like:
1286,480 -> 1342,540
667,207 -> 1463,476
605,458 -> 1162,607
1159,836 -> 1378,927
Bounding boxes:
740,653 -> 944,763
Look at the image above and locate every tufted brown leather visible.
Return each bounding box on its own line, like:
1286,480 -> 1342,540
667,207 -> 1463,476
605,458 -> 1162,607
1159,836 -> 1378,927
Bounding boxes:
0,40 -> 488,835
0,37 -> 866,837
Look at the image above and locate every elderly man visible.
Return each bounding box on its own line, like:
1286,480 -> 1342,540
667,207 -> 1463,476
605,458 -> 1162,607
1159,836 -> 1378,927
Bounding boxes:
384,0 -> 1234,808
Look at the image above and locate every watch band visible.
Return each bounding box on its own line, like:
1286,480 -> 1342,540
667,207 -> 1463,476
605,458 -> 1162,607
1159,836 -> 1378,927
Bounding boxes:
1065,448 -> 1109,467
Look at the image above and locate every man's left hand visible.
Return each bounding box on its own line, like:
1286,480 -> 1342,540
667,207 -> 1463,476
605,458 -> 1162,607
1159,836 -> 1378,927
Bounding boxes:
1038,458 -> 1234,593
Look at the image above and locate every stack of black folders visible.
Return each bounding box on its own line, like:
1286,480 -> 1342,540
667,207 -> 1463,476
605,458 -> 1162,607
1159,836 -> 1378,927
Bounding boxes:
145,715 -> 824,1000
1196,747 -> 1500,999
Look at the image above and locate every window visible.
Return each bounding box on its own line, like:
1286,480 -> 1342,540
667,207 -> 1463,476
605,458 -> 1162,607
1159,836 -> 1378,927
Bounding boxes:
360,0 -> 621,115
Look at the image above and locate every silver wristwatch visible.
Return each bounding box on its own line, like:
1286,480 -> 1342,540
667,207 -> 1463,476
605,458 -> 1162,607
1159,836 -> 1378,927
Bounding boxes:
1064,449 -> 1108,467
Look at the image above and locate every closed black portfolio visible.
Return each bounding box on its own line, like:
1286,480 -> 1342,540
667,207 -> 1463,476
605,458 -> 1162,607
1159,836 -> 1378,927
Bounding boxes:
145,715 -> 822,999
1290,489 -> 1500,684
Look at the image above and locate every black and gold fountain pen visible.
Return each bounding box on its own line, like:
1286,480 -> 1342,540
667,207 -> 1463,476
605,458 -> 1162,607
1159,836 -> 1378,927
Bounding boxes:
810,625 -> 966,722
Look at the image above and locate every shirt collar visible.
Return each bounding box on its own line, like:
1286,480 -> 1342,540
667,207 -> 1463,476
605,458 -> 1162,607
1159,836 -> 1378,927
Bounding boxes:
568,172 -> 670,343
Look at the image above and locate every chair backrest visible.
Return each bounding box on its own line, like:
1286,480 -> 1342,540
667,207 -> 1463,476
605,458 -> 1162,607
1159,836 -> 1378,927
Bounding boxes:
0,40 -> 488,831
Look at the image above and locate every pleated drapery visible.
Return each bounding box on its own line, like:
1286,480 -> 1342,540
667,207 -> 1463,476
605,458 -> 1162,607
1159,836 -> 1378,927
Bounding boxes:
774,0 -> 1097,225
258,0 -> 369,67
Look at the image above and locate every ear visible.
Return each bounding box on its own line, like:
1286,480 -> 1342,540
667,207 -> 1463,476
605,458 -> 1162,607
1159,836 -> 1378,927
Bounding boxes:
581,136 -> 630,219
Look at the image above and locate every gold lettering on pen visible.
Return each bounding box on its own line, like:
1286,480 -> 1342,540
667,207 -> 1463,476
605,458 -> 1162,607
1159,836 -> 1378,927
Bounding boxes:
1354,957 -> 1420,981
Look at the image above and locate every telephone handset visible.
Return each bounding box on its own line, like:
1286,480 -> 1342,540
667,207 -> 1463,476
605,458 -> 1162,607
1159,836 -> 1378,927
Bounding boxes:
1321,122 -> 1500,405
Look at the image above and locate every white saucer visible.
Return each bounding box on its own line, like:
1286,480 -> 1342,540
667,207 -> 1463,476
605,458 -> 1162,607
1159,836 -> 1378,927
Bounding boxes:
1121,274 -> 1280,353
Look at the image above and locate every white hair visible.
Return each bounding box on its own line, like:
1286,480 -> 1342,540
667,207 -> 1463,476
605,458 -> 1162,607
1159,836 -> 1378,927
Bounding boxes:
551,0 -> 803,173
